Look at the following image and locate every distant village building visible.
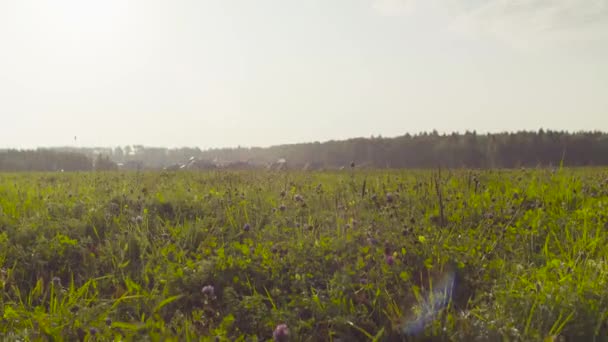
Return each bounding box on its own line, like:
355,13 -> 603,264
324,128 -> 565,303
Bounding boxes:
186,159 -> 217,170
119,161 -> 144,170
268,158 -> 288,171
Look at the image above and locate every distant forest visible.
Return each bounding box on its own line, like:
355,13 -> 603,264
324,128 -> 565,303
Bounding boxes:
0,150 -> 116,172
2,130 -> 608,171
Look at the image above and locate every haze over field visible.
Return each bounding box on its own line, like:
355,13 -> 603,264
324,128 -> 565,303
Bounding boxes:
1,0 -> 607,149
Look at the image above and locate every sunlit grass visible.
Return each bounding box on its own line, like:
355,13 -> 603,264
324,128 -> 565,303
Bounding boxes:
0,168 -> 607,340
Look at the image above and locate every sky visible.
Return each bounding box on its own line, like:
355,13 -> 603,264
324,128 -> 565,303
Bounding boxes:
1,0 -> 607,149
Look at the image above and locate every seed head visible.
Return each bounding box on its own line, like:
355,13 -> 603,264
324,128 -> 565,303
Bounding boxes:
273,324 -> 289,342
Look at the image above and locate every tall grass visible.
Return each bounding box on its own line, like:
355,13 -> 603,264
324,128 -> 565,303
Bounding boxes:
0,169 -> 607,340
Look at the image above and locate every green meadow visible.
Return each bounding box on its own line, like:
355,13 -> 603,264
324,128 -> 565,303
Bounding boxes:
1,168 -> 607,341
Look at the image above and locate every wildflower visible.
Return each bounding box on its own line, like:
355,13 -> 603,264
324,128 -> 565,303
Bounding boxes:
52,277 -> 62,287
89,328 -> 98,336
76,328 -> 86,341
294,194 -> 303,202
350,161 -> 355,168
243,223 -> 251,232
202,285 -> 215,297
386,193 -> 394,203
386,255 -> 395,266
273,324 -> 289,342
105,317 -> 112,326
279,204 -> 286,212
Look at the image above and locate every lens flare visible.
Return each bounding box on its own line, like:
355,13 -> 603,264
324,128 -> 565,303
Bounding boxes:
399,270 -> 456,336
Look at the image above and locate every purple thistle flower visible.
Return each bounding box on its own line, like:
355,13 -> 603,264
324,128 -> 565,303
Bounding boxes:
202,285 -> 215,297
243,223 -> 251,232
273,324 -> 289,342
386,255 -> 395,266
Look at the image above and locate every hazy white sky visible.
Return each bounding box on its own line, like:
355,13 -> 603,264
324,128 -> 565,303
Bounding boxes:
1,0 -> 607,149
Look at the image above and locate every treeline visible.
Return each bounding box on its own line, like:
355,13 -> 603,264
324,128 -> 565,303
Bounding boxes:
0,149 -> 117,172
11,130 -> 608,171
195,130 -> 608,169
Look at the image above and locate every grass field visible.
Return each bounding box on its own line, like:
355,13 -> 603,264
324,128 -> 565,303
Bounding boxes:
1,168 -> 607,341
